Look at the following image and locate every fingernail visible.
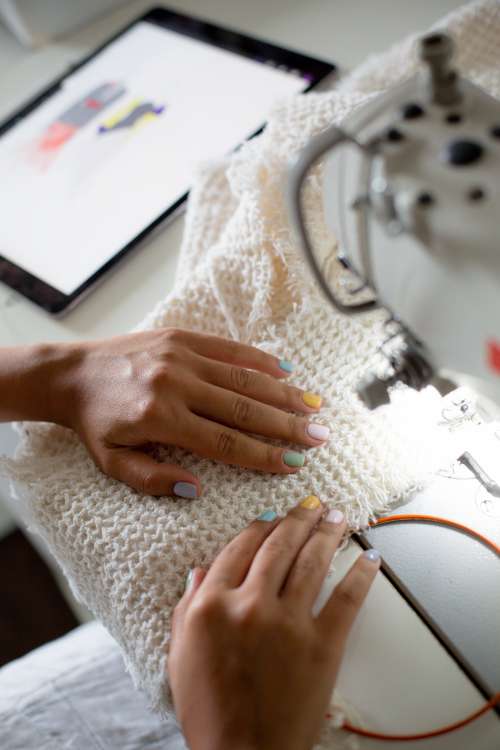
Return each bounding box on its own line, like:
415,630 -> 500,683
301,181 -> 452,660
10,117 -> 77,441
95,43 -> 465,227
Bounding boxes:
303,391 -> 322,409
185,569 -> 194,591
326,508 -> 344,524
363,549 -> 381,563
257,510 -> 277,521
300,494 -> 321,510
174,482 -> 198,499
307,423 -> 330,441
283,451 -> 305,468
279,359 -> 295,373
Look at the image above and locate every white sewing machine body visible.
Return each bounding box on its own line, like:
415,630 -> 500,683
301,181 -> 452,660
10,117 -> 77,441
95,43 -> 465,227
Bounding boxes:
325,76 -> 500,399
288,33 -> 500,409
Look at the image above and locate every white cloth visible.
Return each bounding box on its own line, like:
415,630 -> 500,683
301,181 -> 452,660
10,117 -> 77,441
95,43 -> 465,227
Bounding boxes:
2,1 -> 500,744
0,622 -> 186,750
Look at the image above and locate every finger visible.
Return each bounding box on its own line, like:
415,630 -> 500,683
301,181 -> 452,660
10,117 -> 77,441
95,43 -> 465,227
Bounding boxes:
182,331 -> 296,379
282,509 -> 347,609
203,510 -> 280,590
100,448 -> 201,498
191,382 -> 329,448
172,567 -> 207,634
181,567 -> 207,606
244,496 -> 324,594
318,549 -> 381,644
195,355 -> 323,415
175,413 -> 307,474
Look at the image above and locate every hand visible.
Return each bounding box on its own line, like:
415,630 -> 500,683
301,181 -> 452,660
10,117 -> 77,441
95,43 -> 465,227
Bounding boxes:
169,497 -> 380,750
49,329 -> 327,497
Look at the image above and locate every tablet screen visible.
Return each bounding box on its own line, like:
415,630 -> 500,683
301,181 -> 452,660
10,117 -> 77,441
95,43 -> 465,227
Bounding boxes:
0,13 -> 332,306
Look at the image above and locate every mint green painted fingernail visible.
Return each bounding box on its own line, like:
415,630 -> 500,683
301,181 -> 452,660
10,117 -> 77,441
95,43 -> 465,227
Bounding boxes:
185,569 -> 194,591
257,510 -> 277,521
283,451 -> 305,468
279,359 -> 295,373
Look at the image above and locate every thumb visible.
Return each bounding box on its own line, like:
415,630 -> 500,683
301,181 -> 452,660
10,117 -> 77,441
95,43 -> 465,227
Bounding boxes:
101,448 -> 201,498
183,567 -> 207,601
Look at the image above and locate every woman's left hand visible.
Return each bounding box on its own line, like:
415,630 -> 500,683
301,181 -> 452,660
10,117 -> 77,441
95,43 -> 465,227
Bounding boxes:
41,329 -> 327,497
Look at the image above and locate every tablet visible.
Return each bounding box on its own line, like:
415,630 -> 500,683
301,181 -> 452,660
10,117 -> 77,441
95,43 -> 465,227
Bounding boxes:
0,7 -> 335,315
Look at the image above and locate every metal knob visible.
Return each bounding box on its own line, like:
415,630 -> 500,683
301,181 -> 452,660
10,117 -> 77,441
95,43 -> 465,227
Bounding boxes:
420,33 -> 461,106
357,344 -> 434,409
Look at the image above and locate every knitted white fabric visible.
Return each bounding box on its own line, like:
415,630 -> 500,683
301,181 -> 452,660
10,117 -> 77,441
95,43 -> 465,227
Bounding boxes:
2,1 -> 500,745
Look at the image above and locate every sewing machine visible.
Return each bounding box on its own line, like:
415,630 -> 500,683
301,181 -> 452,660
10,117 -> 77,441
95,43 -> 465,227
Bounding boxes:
288,32 -> 500,721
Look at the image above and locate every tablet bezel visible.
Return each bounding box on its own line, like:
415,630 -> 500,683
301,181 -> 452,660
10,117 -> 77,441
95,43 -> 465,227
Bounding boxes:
0,6 -> 335,315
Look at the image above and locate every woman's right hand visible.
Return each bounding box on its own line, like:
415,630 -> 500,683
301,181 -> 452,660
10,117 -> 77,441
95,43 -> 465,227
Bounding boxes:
169,496 -> 380,750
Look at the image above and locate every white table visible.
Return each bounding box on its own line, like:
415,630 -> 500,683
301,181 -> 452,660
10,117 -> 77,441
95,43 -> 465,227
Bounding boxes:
1,1 -> 498,747
0,0 -> 468,348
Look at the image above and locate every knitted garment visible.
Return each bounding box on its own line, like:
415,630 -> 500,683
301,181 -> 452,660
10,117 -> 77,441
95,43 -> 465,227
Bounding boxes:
2,0 -> 500,744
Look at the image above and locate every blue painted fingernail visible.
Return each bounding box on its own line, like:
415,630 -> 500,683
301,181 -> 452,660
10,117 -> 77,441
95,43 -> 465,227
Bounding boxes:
363,549 -> 381,563
174,482 -> 198,499
279,359 -> 295,373
283,451 -> 305,468
185,569 -> 194,591
257,510 -> 277,521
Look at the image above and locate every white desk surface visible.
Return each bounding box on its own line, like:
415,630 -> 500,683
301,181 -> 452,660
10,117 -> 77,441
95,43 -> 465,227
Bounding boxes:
1,1 -> 498,747
0,0 -> 467,347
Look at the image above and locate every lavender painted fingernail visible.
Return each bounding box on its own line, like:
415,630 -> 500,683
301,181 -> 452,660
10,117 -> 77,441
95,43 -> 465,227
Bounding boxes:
363,549 -> 381,563
307,423 -> 330,441
174,482 -> 198,499
326,508 -> 344,524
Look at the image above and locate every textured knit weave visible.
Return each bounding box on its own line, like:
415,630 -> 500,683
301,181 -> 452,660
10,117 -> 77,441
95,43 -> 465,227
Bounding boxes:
2,1 -> 500,745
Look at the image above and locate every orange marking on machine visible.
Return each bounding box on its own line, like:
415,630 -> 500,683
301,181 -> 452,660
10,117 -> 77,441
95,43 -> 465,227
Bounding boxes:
487,340 -> 500,374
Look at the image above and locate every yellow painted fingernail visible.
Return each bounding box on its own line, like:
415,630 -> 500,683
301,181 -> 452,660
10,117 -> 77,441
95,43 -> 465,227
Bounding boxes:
300,494 -> 321,510
303,391 -> 322,409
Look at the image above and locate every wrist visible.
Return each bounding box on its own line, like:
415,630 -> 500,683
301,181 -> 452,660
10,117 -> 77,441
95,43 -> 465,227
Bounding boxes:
185,726 -> 260,750
202,741 -> 303,750
0,341 -> 84,425
17,341 -> 86,427
190,732 -> 303,750
191,742 -> 259,750
40,341 -> 87,428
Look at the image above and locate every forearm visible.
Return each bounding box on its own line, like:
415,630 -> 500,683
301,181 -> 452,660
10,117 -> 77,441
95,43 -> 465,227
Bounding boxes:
0,343 -> 79,424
